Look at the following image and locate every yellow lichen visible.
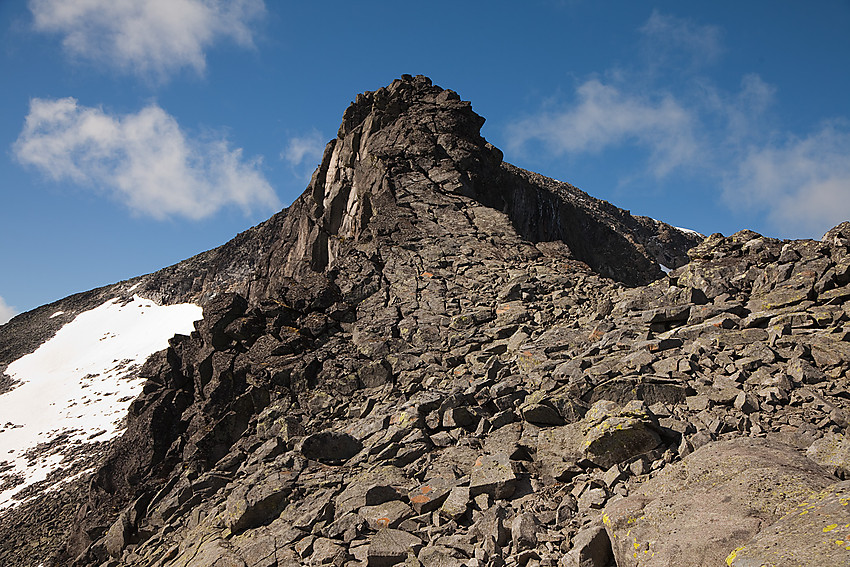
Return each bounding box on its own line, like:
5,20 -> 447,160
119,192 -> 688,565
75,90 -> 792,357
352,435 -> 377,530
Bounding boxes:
726,546 -> 745,566
824,524 -> 839,532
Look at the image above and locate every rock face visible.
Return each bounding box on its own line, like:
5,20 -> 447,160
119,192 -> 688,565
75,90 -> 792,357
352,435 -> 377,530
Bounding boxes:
603,438 -> 837,567
1,76 -> 850,567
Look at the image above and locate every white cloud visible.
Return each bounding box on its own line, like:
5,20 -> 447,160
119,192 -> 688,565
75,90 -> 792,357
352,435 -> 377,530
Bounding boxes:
281,130 -> 326,168
718,74 -> 777,146
725,122 -> 850,238
506,79 -> 698,178
506,10 -> 850,240
639,9 -> 723,69
14,97 -> 280,220
29,0 -> 265,80
0,296 -> 16,325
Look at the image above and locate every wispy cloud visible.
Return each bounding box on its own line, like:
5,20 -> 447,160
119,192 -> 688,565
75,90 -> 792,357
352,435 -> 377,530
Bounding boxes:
29,0 -> 265,80
639,9 -> 723,70
725,122 -> 850,238
0,296 -> 15,325
14,97 -> 280,220
507,79 -> 698,178
281,130 -> 327,180
281,130 -> 326,168
506,10 -> 850,239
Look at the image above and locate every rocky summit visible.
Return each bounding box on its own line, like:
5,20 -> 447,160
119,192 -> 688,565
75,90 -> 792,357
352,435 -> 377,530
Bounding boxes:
1,75 -> 849,567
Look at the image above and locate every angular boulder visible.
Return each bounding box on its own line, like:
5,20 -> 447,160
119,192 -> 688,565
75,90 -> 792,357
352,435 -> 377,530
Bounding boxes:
299,431 -> 363,464
602,438 -> 836,567
807,433 -> 850,479
536,400 -> 662,476
367,528 -> 423,567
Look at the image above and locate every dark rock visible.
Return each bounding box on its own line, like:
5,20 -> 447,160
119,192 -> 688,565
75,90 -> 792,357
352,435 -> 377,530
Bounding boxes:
438,485 -> 470,521
408,477 -> 455,514
226,470 -> 294,533
299,431 -> 363,464
511,512 -> 538,551
359,500 -> 414,530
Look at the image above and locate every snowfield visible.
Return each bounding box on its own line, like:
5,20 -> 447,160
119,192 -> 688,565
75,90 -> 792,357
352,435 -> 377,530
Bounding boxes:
0,295 -> 202,510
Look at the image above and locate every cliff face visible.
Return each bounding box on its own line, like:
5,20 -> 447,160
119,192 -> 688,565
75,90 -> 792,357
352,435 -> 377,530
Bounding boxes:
4,76 -> 849,567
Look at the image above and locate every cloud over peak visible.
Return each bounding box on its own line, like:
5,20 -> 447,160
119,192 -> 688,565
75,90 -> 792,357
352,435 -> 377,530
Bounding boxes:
506,10 -> 850,240
507,79 -> 699,178
14,97 -> 280,220
29,0 -> 265,80
727,122 -> 850,238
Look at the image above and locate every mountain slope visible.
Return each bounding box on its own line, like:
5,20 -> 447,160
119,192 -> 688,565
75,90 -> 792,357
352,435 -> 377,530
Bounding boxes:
3,76 -> 849,567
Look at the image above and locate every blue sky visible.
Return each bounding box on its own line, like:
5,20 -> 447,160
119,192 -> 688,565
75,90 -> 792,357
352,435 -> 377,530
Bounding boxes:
1,1 -> 849,321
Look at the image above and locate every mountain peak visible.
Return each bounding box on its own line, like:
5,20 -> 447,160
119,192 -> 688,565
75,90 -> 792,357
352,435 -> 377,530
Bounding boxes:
338,74 -> 482,140
285,75 -> 697,286
293,75 -> 505,273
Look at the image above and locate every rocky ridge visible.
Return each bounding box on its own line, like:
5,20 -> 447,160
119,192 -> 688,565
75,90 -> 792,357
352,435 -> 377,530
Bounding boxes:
1,75 -> 849,567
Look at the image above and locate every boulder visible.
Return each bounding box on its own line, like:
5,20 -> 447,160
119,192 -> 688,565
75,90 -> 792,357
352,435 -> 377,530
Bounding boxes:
564,526 -> 614,567
299,431 -> 363,464
336,466 -> 410,518
536,400 -> 662,474
367,528 -> 423,567
727,480 -> 850,566
603,438 -> 836,567
807,433 -> 850,479
225,470 -> 294,533
470,453 -> 517,499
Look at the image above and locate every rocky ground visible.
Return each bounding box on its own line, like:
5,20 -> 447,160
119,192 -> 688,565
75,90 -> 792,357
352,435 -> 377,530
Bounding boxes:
2,75 -> 849,567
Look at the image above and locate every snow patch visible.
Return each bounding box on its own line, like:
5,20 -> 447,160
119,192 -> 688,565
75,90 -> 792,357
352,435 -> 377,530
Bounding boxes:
0,295 -> 202,510
648,217 -> 703,238
49,311 -> 64,318
659,264 -> 672,274
674,225 -> 703,237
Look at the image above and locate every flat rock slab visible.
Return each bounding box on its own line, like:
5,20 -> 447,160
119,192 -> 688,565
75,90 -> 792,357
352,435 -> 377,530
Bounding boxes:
367,528 -> 423,566
439,485 -> 470,521
470,452 -> 517,499
335,465 -> 409,519
728,480 -> 850,567
358,499 -> 414,530
603,438 -> 836,567
418,545 -> 465,567
225,470 -> 294,533
408,476 -> 455,514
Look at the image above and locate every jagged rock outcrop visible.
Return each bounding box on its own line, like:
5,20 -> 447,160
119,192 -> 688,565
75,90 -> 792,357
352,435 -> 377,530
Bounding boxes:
2,76 -> 850,567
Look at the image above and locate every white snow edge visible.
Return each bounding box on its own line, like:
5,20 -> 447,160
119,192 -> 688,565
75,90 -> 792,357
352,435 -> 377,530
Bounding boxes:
0,295 -> 202,510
